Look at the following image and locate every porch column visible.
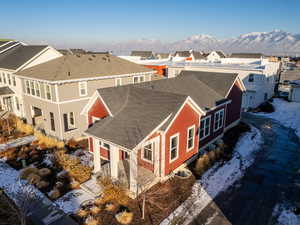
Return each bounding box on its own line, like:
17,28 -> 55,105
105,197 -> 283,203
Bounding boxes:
129,151 -> 138,195
110,145 -> 119,179
93,138 -> 101,173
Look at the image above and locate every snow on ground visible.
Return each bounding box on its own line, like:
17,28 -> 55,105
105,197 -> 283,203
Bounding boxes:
0,135 -> 35,151
273,204 -> 300,225
161,126 -> 263,225
256,98 -> 300,138
55,189 -> 94,214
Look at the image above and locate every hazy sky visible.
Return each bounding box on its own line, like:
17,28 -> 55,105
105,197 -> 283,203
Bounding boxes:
1,0 -> 299,46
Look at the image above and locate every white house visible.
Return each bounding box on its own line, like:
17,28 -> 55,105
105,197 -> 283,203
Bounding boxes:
207,51 -> 226,62
0,42 -> 62,117
289,81 -> 300,102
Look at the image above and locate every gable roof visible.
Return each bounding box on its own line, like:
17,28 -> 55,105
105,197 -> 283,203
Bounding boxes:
86,86 -> 187,149
15,53 -> 153,82
0,41 -> 10,47
0,86 -> 14,96
230,53 -> 263,58
215,51 -> 226,58
180,70 -> 238,97
130,51 -> 154,58
0,45 -> 48,70
0,41 -> 20,54
193,51 -> 206,60
156,53 -> 170,59
175,51 -> 191,57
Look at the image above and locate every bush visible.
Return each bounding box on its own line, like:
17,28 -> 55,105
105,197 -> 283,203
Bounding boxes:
104,202 -> 117,211
34,131 -> 65,149
19,167 -> 39,180
90,206 -> 101,215
38,168 -> 52,177
70,180 -> 81,189
54,150 -> 80,170
0,147 -> 17,160
99,177 -> 129,205
68,164 -> 92,184
48,188 -> 61,200
77,209 -> 89,218
15,118 -> 33,135
36,180 -> 49,189
26,173 -> 41,185
84,216 -> 100,225
115,211 -> 134,225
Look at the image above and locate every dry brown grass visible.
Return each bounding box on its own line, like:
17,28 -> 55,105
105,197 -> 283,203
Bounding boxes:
48,188 -> 61,200
70,180 -> 81,189
38,168 -> 52,177
104,202 -> 117,211
90,206 -> 101,215
77,209 -> 89,218
15,118 -> 34,135
84,216 -> 100,225
194,154 -> 210,176
26,173 -> 41,185
19,167 -> 39,180
34,130 -> 65,149
115,211 -> 134,225
68,164 -> 92,184
0,147 -> 17,160
99,177 -> 129,206
36,180 -> 49,189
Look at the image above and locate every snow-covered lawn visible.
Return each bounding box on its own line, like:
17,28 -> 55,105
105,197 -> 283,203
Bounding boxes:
161,126 -> 263,225
273,204 -> 300,225
255,98 -> 300,138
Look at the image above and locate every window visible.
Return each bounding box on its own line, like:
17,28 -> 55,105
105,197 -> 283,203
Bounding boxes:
15,97 -> 20,111
7,74 -> 11,85
35,82 -> 40,97
115,78 -> 122,86
69,112 -> 75,128
199,116 -> 211,140
12,76 -> 16,86
30,81 -> 35,96
25,80 -> 30,94
102,142 -> 110,150
0,74 -> 2,83
187,126 -> 195,151
50,112 -> 55,131
79,81 -> 87,96
143,142 -> 153,162
248,74 -> 254,82
133,76 -> 145,84
45,84 -> 52,100
3,73 -> 6,84
170,133 -> 179,162
214,109 -> 224,131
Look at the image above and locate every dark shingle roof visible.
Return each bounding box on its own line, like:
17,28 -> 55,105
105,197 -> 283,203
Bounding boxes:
156,53 -> 170,59
215,51 -> 226,58
130,51 -> 154,58
16,54 -> 153,81
230,53 -> 263,58
0,41 -> 20,53
0,45 -> 48,70
86,86 -> 186,149
180,71 -> 238,97
193,51 -> 206,60
0,86 -> 14,96
175,51 -> 191,57
0,41 -> 9,46
280,69 -> 300,82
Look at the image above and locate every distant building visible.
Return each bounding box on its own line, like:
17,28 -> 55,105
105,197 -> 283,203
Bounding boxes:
130,51 -> 155,60
207,51 -> 226,62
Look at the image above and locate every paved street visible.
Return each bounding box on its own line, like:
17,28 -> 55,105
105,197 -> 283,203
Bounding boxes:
191,113 -> 300,225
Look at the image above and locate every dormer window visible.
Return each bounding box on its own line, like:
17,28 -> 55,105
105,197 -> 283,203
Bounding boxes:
79,81 -> 87,96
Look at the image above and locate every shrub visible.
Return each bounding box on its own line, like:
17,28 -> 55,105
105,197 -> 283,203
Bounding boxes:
94,197 -> 105,206
104,202 -> 117,211
68,164 -> 92,184
115,211 -> 134,225
215,148 -> 224,160
194,154 -> 210,176
54,150 -> 80,170
70,180 -> 81,189
36,180 -> 49,189
84,216 -> 100,225
0,147 -> 17,160
19,167 -> 39,180
48,188 -> 61,200
90,206 -> 101,215
34,131 -> 65,149
15,118 -> 34,135
77,209 -> 89,218
67,139 -> 78,149
99,177 -> 129,205
208,150 -> 217,163
26,173 -> 41,185
38,168 -> 52,177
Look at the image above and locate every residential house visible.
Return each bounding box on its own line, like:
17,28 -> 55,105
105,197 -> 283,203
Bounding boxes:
0,43 -> 62,117
130,51 -> 155,60
15,53 -> 155,140
280,68 -> 300,102
156,53 -> 171,60
167,61 -> 280,110
83,71 -> 245,195
207,51 -> 226,62
222,53 -> 264,64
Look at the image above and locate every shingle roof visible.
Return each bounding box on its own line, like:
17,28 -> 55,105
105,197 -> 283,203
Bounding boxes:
0,41 -> 9,46
280,69 -> 300,82
130,51 -> 154,58
0,45 -> 48,70
86,70 -> 238,149
215,51 -> 226,58
156,53 -> 170,59
86,86 -> 186,149
16,54 -> 153,81
0,86 -> 14,96
180,71 -> 238,97
0,41 -> 20,53
193,51 -> 206,60
230,53 -> 263,58
175,51 -> 191,57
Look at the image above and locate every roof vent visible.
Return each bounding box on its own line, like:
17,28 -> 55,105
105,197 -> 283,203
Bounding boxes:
68,71 -> 71,76
88,58 -> 93,61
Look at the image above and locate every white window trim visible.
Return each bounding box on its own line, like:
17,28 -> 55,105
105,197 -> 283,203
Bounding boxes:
12,76 -> 16,86
92,116 -> 101,123
132,75 -> 145,84
214,109 -> 224,132
35,81 -> 41,97
30,80 -> 35,96
79,81 -> 88,96
142,141 -> 154,164
170,133 -> 179,163
25,80 -> 30,94
199,115 -> 211,140
186,125 -> 195,151
45,84 -> 52,101
115,78 -> 122,86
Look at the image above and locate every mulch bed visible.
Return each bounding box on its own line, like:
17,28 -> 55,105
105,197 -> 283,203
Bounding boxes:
72,175 -> 195,225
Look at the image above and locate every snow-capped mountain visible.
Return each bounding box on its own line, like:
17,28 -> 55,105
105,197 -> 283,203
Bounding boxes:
80,30 -> 300,56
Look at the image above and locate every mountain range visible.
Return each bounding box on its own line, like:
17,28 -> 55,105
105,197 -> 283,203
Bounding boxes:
87,30 -> 300,56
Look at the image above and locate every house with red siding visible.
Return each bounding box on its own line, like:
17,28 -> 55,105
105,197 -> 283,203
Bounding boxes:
81,71 -> 245,196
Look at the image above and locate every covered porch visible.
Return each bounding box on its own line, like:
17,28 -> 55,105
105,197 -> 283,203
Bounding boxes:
0,86 -> 15,113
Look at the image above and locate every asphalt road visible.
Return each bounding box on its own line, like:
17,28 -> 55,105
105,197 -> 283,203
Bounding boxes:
190,113 -> 300,225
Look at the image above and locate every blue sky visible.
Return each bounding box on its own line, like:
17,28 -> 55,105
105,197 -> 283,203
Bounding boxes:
1,0 -> 299,45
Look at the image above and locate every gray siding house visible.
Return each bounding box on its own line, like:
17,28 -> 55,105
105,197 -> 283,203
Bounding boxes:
15,53 -> 155,140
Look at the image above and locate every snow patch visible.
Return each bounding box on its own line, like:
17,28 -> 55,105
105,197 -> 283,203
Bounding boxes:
273,204 -> 300,225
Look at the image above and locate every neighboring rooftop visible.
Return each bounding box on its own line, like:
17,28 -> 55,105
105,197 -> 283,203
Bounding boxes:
16,53 -> 153,81
280,68 -> 300,82
156,53 -> 170,59
175,51 -> 191,57
0,44 -> 48,70
0,41 -> 20,53
0,86 -> 14,96
130,51 -> 154,58
193,51 -> 206,60
230,53 -> 263,58
215,51 -> 226,58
